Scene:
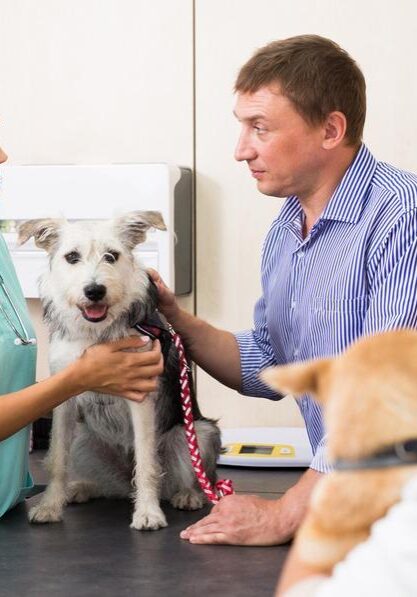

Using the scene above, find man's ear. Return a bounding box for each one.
[115,211,167,249]
[260,358,332,401]
[17,219,64,252]
[322,111,347,149]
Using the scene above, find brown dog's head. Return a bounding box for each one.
[261,330,417,461]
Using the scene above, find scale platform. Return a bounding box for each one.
[218,427,313,467]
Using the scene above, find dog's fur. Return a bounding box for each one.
[19,212,221,530]
[261,330,417,571]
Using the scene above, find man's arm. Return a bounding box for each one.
[180,468,322,545]
[149,269,242,390]
[149,269,281,399]
[364,208,417,333]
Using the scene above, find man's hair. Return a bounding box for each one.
[235,35,366,146]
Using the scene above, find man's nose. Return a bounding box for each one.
[234,132,256,162]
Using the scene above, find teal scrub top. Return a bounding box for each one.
[0,233,37,518]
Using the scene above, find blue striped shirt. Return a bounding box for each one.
[235,144,417,472]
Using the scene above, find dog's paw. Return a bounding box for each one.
[28,501,64,524]
[171,491,204,511]
[130,506,168,531]
[66,481,100,504]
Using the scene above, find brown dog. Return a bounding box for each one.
[262,329,417,572]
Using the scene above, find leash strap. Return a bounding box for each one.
[169,326,234,504]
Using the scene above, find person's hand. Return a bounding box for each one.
[75,336,164,402]
[180,494,288,546]
[147,268,180,322]
[180,469,322,546]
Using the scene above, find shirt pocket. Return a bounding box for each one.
[308,296,369,356]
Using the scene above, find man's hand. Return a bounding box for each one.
[180,468,322,546]
[180,494,286,545]
[147,268,180,322]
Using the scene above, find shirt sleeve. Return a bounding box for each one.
[364,208,417,334]
[309,435,333,474]
[235,295,283,400]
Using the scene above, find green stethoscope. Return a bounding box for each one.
[0,273,37,346]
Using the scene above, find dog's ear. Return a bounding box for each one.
[17,219,63,252]
[115,211,167,249]
[260,358,332,401]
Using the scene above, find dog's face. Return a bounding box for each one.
[18,211,166,333]
[261,330,417,461]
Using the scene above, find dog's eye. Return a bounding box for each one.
[103,251,120,264]
[64,251,81,264]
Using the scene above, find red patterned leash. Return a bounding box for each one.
[169,326,234,504]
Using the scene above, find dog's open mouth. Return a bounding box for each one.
[79,304,109,323]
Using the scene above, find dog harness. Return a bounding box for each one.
[333,438,417,471]
[133,314,234,504]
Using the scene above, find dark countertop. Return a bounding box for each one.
[0,452,304,597]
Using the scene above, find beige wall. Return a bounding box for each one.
[3,0,417,430]
[1,0,194,380]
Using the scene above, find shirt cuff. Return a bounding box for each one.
[234,330,283,400]
[309,436,334,474]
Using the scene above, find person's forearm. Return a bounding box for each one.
[274,468,323,542]
[168,308,242,391]
[0,362,86,440]
[275,469,326,595]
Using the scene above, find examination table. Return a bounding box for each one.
[0,452,303,597]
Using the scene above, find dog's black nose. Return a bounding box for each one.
[84,283,107,302]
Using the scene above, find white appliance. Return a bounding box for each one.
[0,163,192,297]
[219,427,313,467]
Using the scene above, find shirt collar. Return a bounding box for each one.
[277,144,377,226]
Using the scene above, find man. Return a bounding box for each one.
[151,34,417,545]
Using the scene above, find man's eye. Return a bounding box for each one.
[103,251,120,264]
[254,125,266,134]
[64,251,81,264]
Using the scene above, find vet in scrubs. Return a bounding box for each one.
[0,233,37,517]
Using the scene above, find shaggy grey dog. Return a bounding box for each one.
[18,212,220,530]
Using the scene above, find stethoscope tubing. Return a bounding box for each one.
[0,273,37,346]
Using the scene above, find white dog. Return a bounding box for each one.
[19,212,220,530]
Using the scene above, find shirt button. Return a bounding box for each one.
[298,251,304,258]
[293,349,299,357]
[291,300,296,309]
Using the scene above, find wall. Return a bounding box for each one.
[2,0,417,429]
[0,0,194,378]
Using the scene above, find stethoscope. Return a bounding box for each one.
[0,273,37,346]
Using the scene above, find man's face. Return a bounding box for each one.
[0,146,7,164]
[234,85,326,199]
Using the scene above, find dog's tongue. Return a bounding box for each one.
[84,305,107,319]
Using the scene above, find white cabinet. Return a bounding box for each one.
[0,163,192,298]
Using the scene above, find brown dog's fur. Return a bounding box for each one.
[261,330,417,572]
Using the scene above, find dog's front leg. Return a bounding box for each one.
[128,397,167,530]
[29,401,76,523]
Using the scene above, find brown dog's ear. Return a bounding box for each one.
[115,211,167,249]
[260,358,332,400]
[17,219,63,252]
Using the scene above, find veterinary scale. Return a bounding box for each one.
[219,427,313,467]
